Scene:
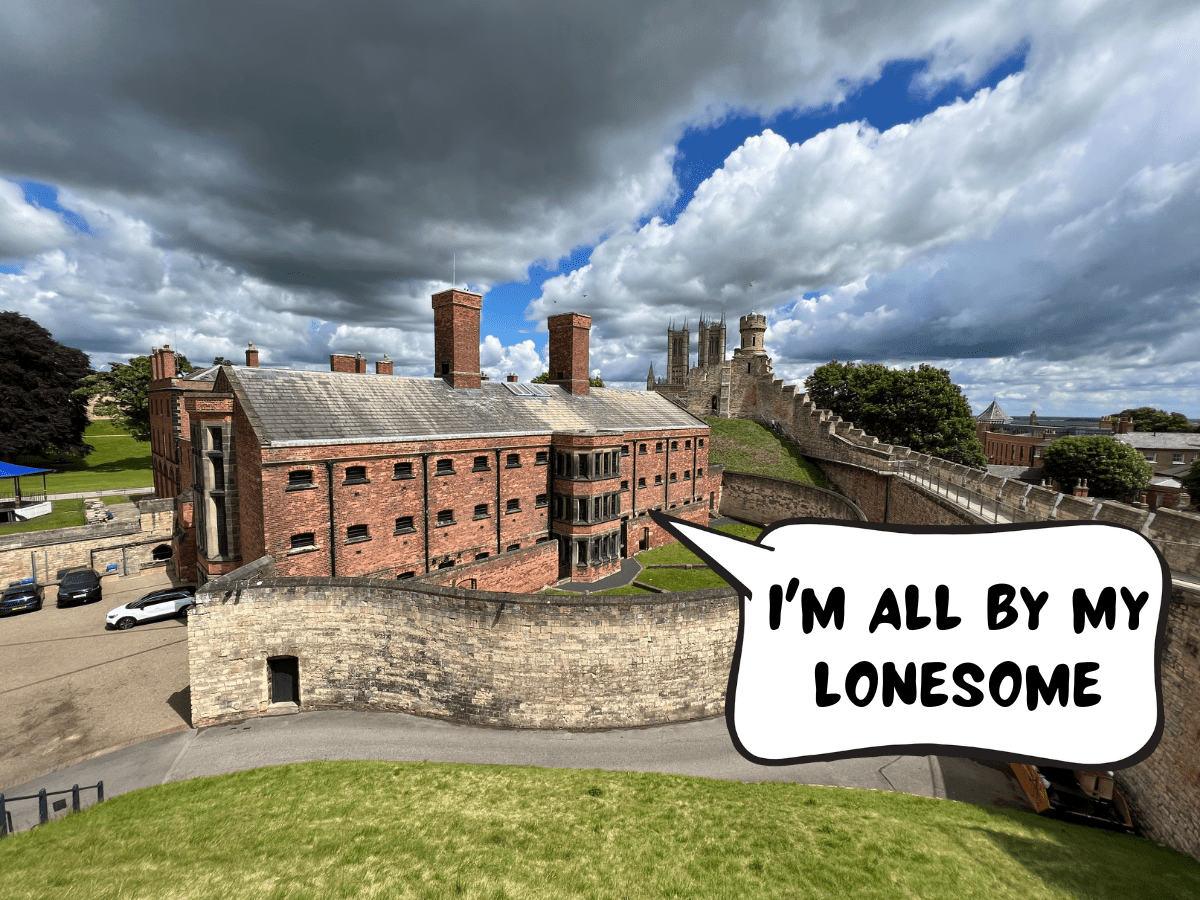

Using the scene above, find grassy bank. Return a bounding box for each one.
[0,499,86,536]
[0,761,1195,899]
[11,420,152,494]
[704,417,827,486]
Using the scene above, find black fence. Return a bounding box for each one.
[0,781,104,837]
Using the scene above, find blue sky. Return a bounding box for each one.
[1,3,1198,417]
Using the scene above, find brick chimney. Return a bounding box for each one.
[151,345,176,380]
[1116,416,1133,434]
[246,342,259,367]
[506,373,518,382]
[355,351,368,374]
[376,355,393,376]
[1073,479,1089,498]
[330,353,356,373]
[548,312,592,395]
[432,289,483,388]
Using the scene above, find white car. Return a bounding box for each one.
[106,587,197,630]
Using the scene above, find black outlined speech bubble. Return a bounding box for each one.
[650,513,1169,769]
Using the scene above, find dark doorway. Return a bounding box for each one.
[268,656,300,705]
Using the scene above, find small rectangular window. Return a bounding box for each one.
[655,474,663,485]
[535,451,548,465]
[473,455,490,471]
[438,560,455,569]
[670,472,677,482]
[290,532,315,551]
[393,461,413,479]
[685,439,691,449]
[344,465,368,484]
[621,480,629,491]
[696,468,704,478]
[394,516,415,534]
[507,543,520,552]
[656,442,663,453]
[1144,453,1156,462]
[535,493,548,508]
[506,453,521,468]
[639,443,647,454]
[397,571,415,580]
[437,509,454,526]
[287,469,313,490]
[621,445,629,456]
[1173,453,1184,463]
[436,459,454,475]
[638,477,646,488]
[671,441,678,450]
[346,523,370,542]
[474,503,489,519]
[683,470,690,480]
[698,438,704,448]
[506,498,520,513]
[475,552,490,561]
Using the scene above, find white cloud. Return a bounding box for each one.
[0,179,71,259]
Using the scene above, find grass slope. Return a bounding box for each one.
[704,417,827,486]
[12,420,152,494]
[0,761,1196,900]
[0,499,85,536]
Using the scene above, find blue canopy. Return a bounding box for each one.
[0,462,52,478]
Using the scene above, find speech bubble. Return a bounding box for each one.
[649,513,1169,768]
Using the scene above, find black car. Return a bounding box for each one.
[0,579,44,616]
[56,569,103,607]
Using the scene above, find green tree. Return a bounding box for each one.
[1040,435,1152,501]
[0,311,94,460]
[531,371,604,387]
[76,353,193,442]
[1182,458,1200,504]
[803,361,987,467]
[1108,407,1192,432]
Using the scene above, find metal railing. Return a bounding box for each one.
[0,781,104,837]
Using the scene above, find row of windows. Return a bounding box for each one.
[285,453,550,489]
[554,449,623,480]
[553,491,622,524]
[290,497,550,550]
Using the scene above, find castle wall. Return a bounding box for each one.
[719,470,866,524]
[188,576,738,730]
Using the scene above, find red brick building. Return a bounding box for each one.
[165,291,716,591]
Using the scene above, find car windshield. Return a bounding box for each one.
[62,573,96,587]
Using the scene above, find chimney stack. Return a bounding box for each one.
[355,351,368,374]
[1117,416,1133,434]
[330,353,356,373]
[547,312,592,395]
[157,345,176,380]
[376,355,393,376]
[246,341,259,367]
[432,289,483,388]
[506,373,518,382]
[1073,478,1089,498]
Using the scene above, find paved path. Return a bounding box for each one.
[0,709,1028,834]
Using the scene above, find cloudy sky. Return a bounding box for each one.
[1,1,1197,417]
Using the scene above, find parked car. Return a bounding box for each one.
[106,586,197,630]
[56,569,103,607]
[0,579,44,616]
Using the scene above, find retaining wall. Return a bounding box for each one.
[718,470,866,524]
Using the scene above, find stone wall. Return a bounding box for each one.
[189,576,738,730]
[718,470,866,524]
[0,497,175,584]
[1117,585,1200,860]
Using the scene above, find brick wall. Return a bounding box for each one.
[189,576,738,730]
[415,542,559,593]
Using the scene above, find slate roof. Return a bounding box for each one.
[1113,432,1200,451]
[976,399,1012,423]
[221,366,708,447]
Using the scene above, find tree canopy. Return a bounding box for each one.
[803,361,987,467]
[0,311,94,460]
[531,371,605,387]
[1108,407,1193,432]
[76,353,193,442]
[1040,435,1152,502]
[1182,458,1200,505]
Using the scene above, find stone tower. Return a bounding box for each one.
[697,313,727,369]
[666,319,690,385]
[738,313,767,355]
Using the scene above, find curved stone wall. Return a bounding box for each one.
[190,576,738,730]
[718,470,866,524]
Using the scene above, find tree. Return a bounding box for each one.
[531,371,605,387]
[76,353,193,442]
[0,311,94,460]
[803,361,987,467]
[1182,457,1200,504]
[1040,435,1152,501]
[1108,407,1192,432]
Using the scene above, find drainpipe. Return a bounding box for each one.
[495,448,502,554]
[691,436,697,503]
[324,460,337,576]
[664,438,670,506]
[422,453,431,573]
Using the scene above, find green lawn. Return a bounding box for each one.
[638,567,731,591]
[0,499,85,536]
[10,420,152,494]
[636,522,763,567]
[0,761,1195,900]
[705,416,827,485]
